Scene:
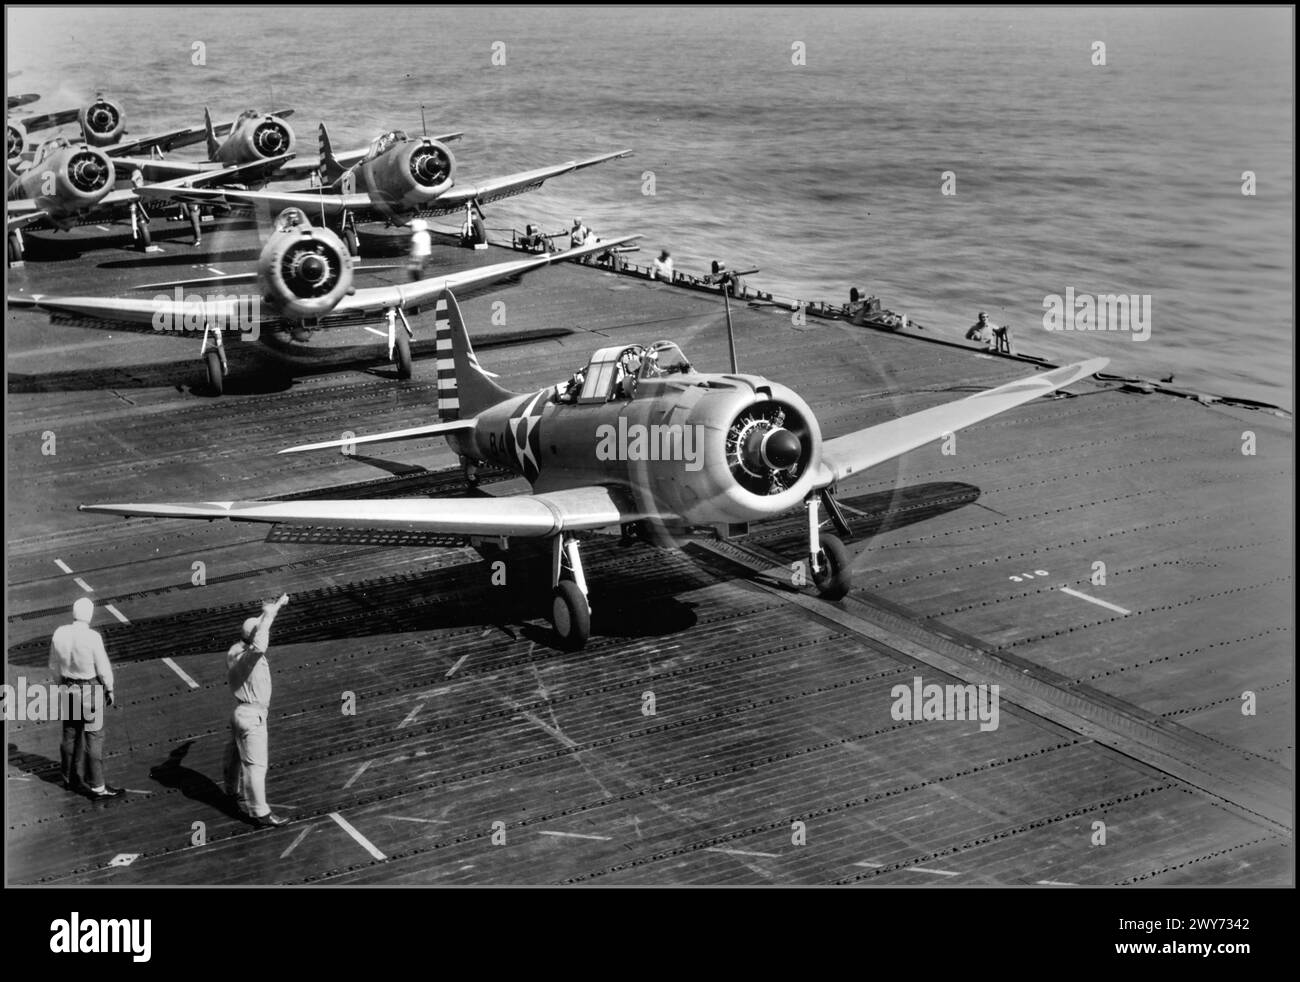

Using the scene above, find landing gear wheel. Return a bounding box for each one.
[138,221,152,251]
[204,349,225,396]
[811,533,851,600]
[344,226,360,257]
[9,231,24,264]
[550,580,590,651]
[393,330,412,379]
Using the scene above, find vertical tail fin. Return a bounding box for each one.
[203,107,220,160]
[317,122,345,184]
[434,290,517,421]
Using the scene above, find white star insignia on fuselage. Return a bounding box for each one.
[508,390,545,479]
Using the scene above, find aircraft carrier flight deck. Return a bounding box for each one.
[5,223,1292,886]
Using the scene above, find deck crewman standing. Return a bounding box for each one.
[48,598,123,799]
[223,593,290,828]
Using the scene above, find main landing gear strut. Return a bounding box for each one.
[807,489,852,601]
[200,322,228,396]
[549,535,591,650]
[385,306,414,379]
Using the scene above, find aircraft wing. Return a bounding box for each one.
[79,484,635,538]
[428,149,633,213]
[118,152,296,191]
[134,183,372,216]
[13,292,261,329]
[16,107,80,132]
[812,359,1109,486]
[329,234,641,316]
[6,198,48,233]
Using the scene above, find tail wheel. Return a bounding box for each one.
[204,349,225,396]
[812,533,851,600]
[344,226,360,257]
[551,581,590,651]
[393,330,412,379]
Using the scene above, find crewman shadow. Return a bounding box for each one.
[149,740,245,821]
[7,742,64,788]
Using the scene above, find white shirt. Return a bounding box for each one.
[652,257,674,281]
[410,229,431,259]
[227,619,272,708]
[49,621,114,688]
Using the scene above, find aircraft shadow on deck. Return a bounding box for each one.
[6,541,700,668]
[7,325,574,395]
[734,481,982,561]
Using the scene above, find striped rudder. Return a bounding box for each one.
[436,290,517,422]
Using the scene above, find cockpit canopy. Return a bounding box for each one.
[368,130,409,160]
[571,341,694,403]
[33,136,70,164]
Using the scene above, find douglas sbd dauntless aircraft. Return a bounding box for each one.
[141,122,631,254]
[80,292,1109,650]
[12,207,637,393]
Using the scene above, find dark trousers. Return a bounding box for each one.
[59,681,105,788]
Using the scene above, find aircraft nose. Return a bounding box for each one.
[299,254,327,284]
[760,428,802,470]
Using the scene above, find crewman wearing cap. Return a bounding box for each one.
[48,597,122,798]
[407,218,432,281]
[222,593,290,828]
[570,216,589,248]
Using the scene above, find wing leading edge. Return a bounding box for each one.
[79,484,636,539]
[813,358,1109,485]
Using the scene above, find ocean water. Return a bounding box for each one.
[8,6,1293,406]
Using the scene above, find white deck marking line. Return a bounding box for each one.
[1036,880,1077,886]
[910,867,960,876]
[54,559,73,574]
[396,703,423,729]
[73,577,94,593]
[363,326,387,338]
[328,812,386,860]
[95,225,110,232]
[1058,587,1131,615]
[280,826,312,858]
[381,815,450,824]
[705,847,778,858]
[122,788,151,795]
[342,760,373,789]
[104,604,130,624]
[160,657,199,689]
[853,860,883,868]
[537,830,611,841]
[445,653,469,678]
[207,267,225,275]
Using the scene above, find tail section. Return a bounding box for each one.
[203,107,220,160]
[317,122,345,184]
[435,291,517,421]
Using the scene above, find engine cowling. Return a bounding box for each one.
[257,221,354,320]
[7,119,27,165]
[78,97,126,146]
[16,143,114,222]
[223,114,296,164]
[360,138,455,220]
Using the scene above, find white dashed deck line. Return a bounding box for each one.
[104,604,130,624]
[910,867,960,877]
[160,657,199,689]
[1059,587,1131,615]
[73,577,94,593]
[342,760,373,789]
[705,847,778,859]
[280,826,312,858]
[328,812,386,860]
[537,830,611,841]
[445,653,469,678]
[54,559,73,574]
